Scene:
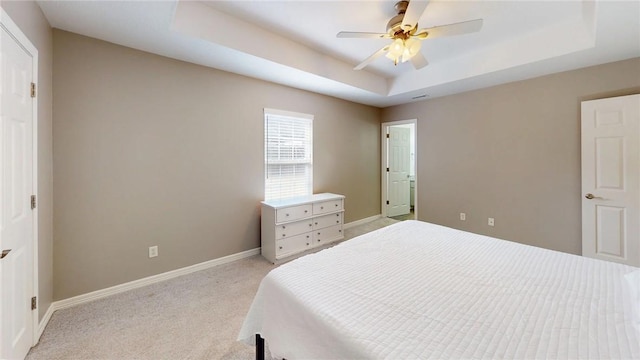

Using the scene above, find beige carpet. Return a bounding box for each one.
[26,217,399,360]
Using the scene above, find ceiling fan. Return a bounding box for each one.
[337,0,483,70]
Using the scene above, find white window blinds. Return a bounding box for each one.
[264,108,313,201]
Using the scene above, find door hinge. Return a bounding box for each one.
[386,167,389,172]
[386,133,390,138]
[30,82,36,98]
[31,195,36,210]
[31,296,37,310]
[386,200,390,205]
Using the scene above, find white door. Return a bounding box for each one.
[387,127,410,217]
[0,21,36,359]
[581,94,640,266]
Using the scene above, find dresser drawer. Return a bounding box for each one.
[312,224,343,247]
[313,199,343,215]
[313,212,343,230]
[275,219,313,239]
[262,193,345,263]
[275,233,312,259]
[276,204,312,223]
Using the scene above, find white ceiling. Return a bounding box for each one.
[37,0,640,108]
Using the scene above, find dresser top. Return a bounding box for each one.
[262,193,345,209]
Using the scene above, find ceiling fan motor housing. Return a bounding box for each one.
[387,1,410,34]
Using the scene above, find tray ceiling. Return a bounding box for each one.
[38,0,640,107]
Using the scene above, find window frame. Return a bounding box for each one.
[264,108,314,201]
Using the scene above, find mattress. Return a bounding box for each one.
[238,220,640,359]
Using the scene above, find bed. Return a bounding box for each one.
[238,220,640,359]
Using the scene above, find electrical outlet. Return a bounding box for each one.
[148,246,158,258]
[488,218,495,227]
[460,213,466,221]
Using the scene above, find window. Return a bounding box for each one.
[264,108,313,201]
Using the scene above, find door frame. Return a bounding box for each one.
[0,8,40,348]
[381,119,417,218]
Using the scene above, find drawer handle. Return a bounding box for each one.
[306,242,309,246]
[336,220,339,223]
[304,210,308,213]
[306,235,310,238]
[282,225,286,229]
[315,222,318,225]
[286,213,290,217]
[338,229,342,232]
[317,239,320,242]
[279,246,283,250]
[308,223,312,227]
[335,204,338,207]
[320,206,324,210]
[317,232,321,235]
[282,234,286,237]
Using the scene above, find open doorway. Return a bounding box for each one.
[381,120,417,221]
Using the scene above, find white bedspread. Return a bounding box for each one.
[239,220,640,359]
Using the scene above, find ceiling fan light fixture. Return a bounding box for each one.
[388,38,405,57]
[385,51,400,65]
[405,38,421,55]
[385,37,422,65]
[401,50,411,63]
[385,38,405,65]
[401,38,421,62]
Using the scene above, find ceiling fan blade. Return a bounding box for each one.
[410,52,429,70]
[419,19,483,39]
[401,0,429,31]
[337,31,391,39]
[354,45,390,70]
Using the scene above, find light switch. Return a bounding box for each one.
[488,218,495,227]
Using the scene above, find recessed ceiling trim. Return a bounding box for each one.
[388,1,597,96]
[171,0,388,96]
[36,0,640,108]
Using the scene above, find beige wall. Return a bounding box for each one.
[53,30,381,300]
[1,0,54,321]
[383,58,640,255]
[15,7,635,303]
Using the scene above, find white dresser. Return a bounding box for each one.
[261,193,345,263]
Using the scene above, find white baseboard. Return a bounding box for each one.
[35,217,383,337]
[48,247,260,315]
[344,214,382,229]
[36,303,55,341]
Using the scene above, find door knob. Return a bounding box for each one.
[585,193,595,199]
[1,249,11,259]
